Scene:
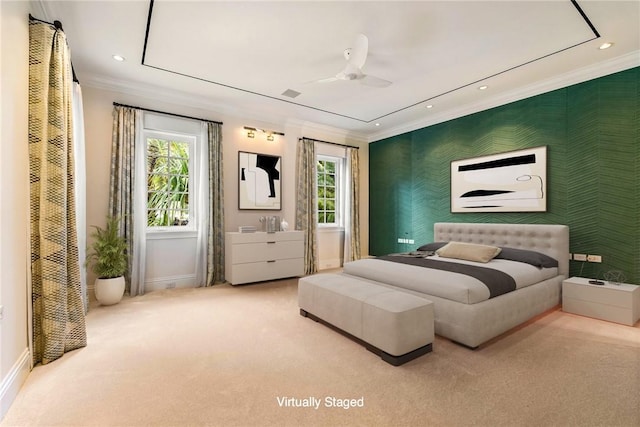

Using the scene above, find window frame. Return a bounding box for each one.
[316,154,343,229]
[144,129,197,233]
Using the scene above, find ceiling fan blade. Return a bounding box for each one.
[317,76,339,83]
[360,74,392,88]
[306,76,339,84]
[308,33,385,85]
[348,33,368,69]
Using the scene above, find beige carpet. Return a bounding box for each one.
[2,277,639,427]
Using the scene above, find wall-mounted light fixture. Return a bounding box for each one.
[244,126,284,141]
[244,127,255,138]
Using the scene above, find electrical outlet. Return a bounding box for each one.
[167,282,176,289]
[587,254,602,263]
[573,253,587,261]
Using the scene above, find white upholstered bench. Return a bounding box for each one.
[298,273,434,366]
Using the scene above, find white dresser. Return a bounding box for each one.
[562,277,640,326]
[225,231,304,285]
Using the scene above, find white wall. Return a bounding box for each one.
[82,85,369,295]
[0,1,32,419]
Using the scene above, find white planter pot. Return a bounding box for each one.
[95,276,125,306]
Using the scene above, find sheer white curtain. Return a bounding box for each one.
[131,111,146,295]
[72,82,87,311]
[195,122,209,286]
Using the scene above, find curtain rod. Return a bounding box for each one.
[113,102,223,125]
[29,14,80,84]
[28,14,60,28]
[300,137,359,150]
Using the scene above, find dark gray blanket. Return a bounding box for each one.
[377,255,516,299]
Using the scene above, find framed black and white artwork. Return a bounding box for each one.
[451,146,547,213]
[238,151,281,210]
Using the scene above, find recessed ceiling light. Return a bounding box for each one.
[426,104,433,109]
[598,42,613,50]
[375,123,380,127]
[112,54,125,62]
[478,85,488,90]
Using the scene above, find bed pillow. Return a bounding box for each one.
[416,241,448,252]
[435,241,501,263]
[495,247,558,268]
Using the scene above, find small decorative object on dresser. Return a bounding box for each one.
[238,226,257,233]
[225,231,304,285]
[259,215,280,232]
[562,277,640,326]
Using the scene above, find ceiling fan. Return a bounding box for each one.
[314,33,392,88]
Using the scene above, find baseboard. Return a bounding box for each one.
[87,274,198,298]
[0,348,31,421]
[144,274,197,292]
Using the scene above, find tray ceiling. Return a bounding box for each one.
[41,1,640,140]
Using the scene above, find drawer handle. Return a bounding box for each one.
[267,260,276,263]
[267,241,276,244]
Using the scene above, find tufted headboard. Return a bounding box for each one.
[434,222,570,277]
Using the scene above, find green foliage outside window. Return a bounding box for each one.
[317,159,337,224]
[147,138,190,227]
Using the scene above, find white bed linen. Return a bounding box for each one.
[342,255,558,304]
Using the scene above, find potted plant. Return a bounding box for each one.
[87,216,128,305]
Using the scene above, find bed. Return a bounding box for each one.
[343,222,569,348]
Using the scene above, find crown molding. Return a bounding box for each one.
[83,74,228,113]
[369,51,640,143]
[83,74,291,127]
[82,49,639,146]
[31,0,66,23]
[284,118,368,145]
[30,0,51,21]
[83,74,368,143]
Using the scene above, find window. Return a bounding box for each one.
[145,131,195,229]
[317,155,341,226]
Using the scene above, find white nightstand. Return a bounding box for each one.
[562,277,640,326]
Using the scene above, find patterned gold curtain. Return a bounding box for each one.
[206,122,225,285]
[344,147,361,262]
[109,106,145,296]
[295,138,318,274]
[28,20,87,365]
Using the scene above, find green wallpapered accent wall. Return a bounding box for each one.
[369,67,639,284]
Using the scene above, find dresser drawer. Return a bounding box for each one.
[231,240,303,264]
[227,231,303,244]
[228,258,303,285]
